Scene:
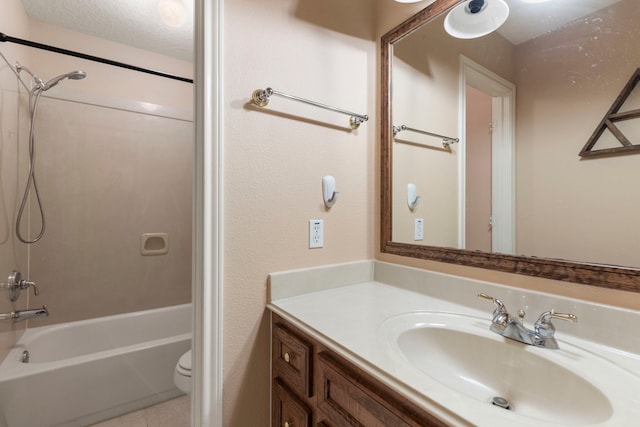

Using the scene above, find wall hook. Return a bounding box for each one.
[322,176,339,208]
[407,183,421,211]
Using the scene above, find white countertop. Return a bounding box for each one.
[267,261,640,427]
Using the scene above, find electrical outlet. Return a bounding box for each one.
[414,218,424,241]
[309,219,324,248]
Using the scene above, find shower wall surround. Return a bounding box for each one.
[29,96,193,324]
[0,0,193,363]
[0,0,32,364]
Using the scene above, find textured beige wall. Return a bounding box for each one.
[375,0,432,38]
[223,0,375,423]
[0,0,32,364]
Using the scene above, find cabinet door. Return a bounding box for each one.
[273,323,313,397]
[273,379,312,427]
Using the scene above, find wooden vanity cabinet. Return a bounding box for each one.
[271,313,449,427]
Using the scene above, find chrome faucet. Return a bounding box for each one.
[0,271,39,302]
[0,305,49,322]
[478,293,577,349]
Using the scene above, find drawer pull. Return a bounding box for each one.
[284,422,292,427]
[284,352,291,363]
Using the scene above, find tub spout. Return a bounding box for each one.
[14,305,48,321]
[0,305,48,322]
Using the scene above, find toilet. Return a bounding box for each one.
[174,350,192,394]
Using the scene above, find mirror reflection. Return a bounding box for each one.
[390,0,640,268]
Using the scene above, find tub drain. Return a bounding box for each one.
[491,396,512,411]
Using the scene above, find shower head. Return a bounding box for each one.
[42,70,86,91]
[69,70,86,80]
[15,63,86,91]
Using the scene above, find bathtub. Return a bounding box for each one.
[0,304,191,427]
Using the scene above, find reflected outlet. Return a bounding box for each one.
[414,218,424,241]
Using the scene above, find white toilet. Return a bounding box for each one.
[174,350,192,394]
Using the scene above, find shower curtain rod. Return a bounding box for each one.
[0,32,193,84]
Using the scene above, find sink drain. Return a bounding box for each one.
[491,396,513,411]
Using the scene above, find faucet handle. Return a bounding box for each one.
[478,293,507,313]
[21,280,39,296]
[535,310,577,338]
[537,310,578,324]
[554,311,577,323]
[3,271,39,301]
[478,293,510,330]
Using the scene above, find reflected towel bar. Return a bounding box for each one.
[251,87,368,129]
[393,124,459,148]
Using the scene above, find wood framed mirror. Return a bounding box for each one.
[380,0,640,293]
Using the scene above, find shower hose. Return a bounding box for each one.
[15,86,46,244]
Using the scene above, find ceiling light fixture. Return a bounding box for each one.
[158,0,187,28]
[444,0,510,39]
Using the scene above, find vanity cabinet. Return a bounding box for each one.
[271,313,449,427]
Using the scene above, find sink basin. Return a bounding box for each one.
[379,312,618,425]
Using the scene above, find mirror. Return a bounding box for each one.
[381,0,640,291]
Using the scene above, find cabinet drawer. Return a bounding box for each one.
[273,379,312,427]
[273,322,313,397]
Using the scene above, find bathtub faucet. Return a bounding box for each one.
[0,305,48,322]
[1,270,39,302]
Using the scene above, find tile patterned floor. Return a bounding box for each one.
[89,395,190,427]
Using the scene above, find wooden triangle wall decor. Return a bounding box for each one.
[579,68,640,158]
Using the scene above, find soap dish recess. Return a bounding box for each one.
[141,233,169,256]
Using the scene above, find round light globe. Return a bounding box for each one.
[158,0,187,28]
[444,0,510,39]
[394,0,436,4]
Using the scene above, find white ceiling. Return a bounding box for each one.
[19,0,624,61]
[21,0,194,62]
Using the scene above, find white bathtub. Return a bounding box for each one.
[0,304,191,427]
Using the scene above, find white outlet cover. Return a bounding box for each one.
[309,219,324,248]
